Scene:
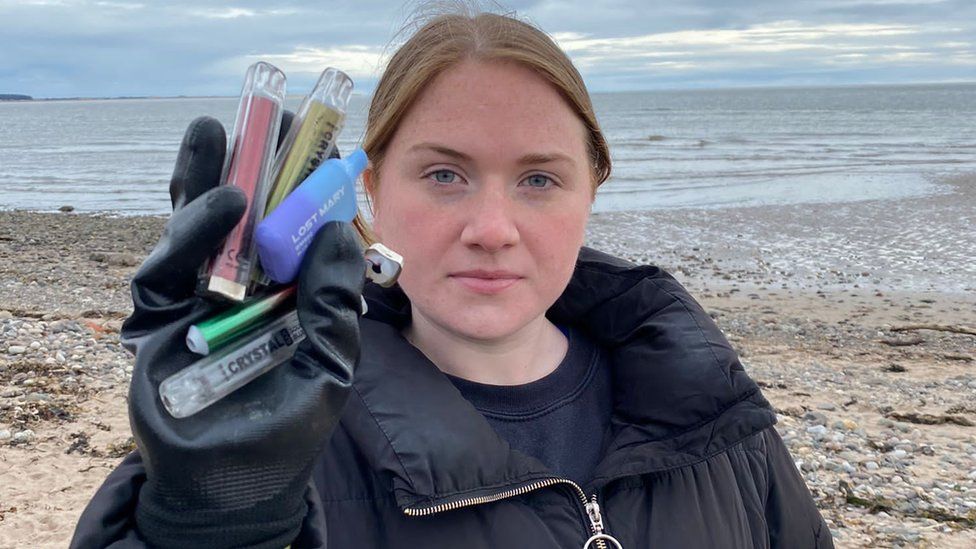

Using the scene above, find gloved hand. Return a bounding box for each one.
[121,115,363,549]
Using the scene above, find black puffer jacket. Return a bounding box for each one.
[73,248,833,548]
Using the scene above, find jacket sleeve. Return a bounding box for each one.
[70,451,330,548]
[761,428,834,548]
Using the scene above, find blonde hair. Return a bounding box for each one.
[353,5,611,244]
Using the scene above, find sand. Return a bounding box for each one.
[1,175,974,547]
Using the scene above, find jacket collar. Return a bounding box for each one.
[342,247,775,510]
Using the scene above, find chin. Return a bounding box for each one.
[445,309,537,341]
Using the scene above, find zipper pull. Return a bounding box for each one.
[583,495,624,549]
[585,497,605,534]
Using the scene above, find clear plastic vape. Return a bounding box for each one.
[265,67,353,216]
[202,61,287,302]
[160,310,304,418]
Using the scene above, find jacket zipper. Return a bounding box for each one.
[403,478,623,549]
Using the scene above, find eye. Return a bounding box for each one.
[521,174,554,189]
[427,169,460,185]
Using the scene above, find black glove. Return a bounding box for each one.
[122,115,363,549]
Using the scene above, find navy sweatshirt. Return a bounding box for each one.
[446,327,612,485]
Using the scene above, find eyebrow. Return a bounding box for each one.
[408,142,577,166]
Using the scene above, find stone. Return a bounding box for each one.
[24,392,50,402]
[865,461,880,471]
[7,345,26,355]
[58,205,75,212]
[806,425,828,436]
[89,251,140,267]
[803,412,828,426]
[0,429,11,441]
[29,341,40,349]
[12,429,35,443]
[0,310,12,319]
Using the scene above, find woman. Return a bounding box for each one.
[72,8,833,549]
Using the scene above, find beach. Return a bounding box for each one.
[1,177,975,547]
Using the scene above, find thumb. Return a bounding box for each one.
[291,222,364,383]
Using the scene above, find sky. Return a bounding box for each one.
[1,0,974,98]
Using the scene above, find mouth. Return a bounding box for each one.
[449,270,522,294]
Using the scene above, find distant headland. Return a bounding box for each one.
[0,94,33,101]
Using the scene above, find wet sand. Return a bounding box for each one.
[1,175,975,547]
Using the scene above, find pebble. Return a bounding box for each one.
[12,429,35,443]
[88,251,140,267]
[0,429,10,441]
[25,392,51,402]
[7,345,26,355]
[803,411,828,426]
[865,461,880,471]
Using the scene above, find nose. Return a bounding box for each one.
[459,185,520,253]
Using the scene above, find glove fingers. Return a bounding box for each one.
[124,186,246,342]
[170,117,227,211]
[291,222,364,385]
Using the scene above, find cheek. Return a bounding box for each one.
[373,186,421,247]
[372,189,456,275]
[528,205,590,277]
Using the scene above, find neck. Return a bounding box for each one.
[404,313,569,385]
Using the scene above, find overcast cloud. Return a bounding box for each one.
[1,0,973,97]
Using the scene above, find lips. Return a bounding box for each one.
[449,270,522,294]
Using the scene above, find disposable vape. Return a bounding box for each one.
[255,149,367,284]
[160,310,304,418]
[265,68,353,216]
[186,286,296,355]
[202,61,287,302]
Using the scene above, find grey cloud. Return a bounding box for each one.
[0,0,973,97]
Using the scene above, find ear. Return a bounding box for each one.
[361,165,382,238]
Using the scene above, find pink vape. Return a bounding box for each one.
[202,62,286,302]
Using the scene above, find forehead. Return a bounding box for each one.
[393,59,588,158]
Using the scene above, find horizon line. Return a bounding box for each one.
[4,79,976,102]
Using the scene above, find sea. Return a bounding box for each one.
[1,83,975,214]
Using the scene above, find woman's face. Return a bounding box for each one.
[367,59,594,341]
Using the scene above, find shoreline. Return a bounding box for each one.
[1,182,975,547]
